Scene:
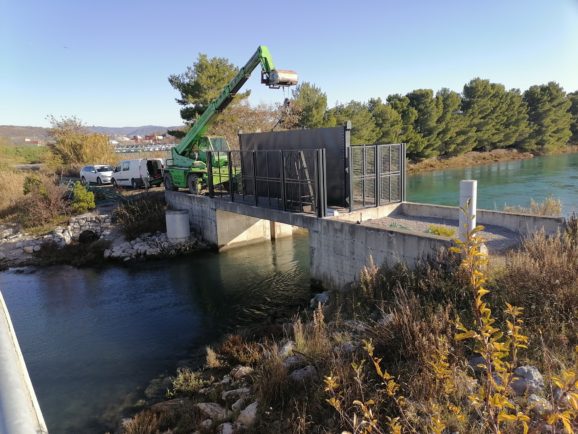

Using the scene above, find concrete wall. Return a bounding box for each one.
[309,218,451,290]
[165,191,299,250]
[331,202,401,224]
[401,202,564,235]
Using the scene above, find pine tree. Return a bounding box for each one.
[368,98,403,144]
[327,101,379,145]
[568,91,578,144]
[523,82,572,153]
[291,82,328,128]
[435,88,475,156]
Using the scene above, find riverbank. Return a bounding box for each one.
[119,224,578,434]
[0,211,208,270]
[407,145,578,174]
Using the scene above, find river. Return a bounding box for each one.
[0,153,577,433]
[0,234,311,433]
[408,152,578,216]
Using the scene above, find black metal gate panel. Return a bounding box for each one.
[348,143,406,211]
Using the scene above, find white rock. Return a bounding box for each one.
[103,249,111,258]
[195,402,231,422]
[230,366,254,380]
[217,422,234,434]
[33,245,41,252]
[0,252,6,260]
[236,401,258,428]
[23,246,34,254]
[199,419,213,429]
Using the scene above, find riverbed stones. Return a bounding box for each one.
[288,365,317,383]
[217,422,234,434]
[236,401,258,428]
[310,290,330,308]
[511,365,544,395]
[195,402,231,422]
[222,387,251,402]
[230,365,254,380]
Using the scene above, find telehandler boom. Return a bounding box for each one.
[164,46,298,193]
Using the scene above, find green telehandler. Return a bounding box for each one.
[163,46,298,194]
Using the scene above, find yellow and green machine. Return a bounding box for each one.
[164,46,298,193]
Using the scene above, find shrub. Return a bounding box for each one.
[427,224,456,237]
[495,230,578,356]
[170,368,207,396]
[503,196,562,216]
[70,181,95,214]
[113,194,166,240]
[23,174,43,195]
[9,174,68,228]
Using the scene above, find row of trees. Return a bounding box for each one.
[169,54,578,161]
[290,80,578,160]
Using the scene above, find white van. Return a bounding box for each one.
[111,159,164,188]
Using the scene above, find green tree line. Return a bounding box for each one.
[169,54,578,161]
[292,80,578,160]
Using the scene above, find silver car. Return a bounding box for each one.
[79,165,114,185]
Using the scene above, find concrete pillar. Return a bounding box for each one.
[459,180,477,242]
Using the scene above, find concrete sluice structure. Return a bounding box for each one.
[165,191,564,290]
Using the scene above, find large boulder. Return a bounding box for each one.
[511,366,544,395]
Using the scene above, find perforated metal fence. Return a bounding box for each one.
[206,149,327,217]
[348,143,406,211]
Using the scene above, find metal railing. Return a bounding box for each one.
[348,143,406,211]
[206,149,327,217]
[0,291,48,434]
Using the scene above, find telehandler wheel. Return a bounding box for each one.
[164,174,178,191]
[187,174,199,195]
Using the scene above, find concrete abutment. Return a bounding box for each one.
[165,191,565,291]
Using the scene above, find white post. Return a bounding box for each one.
[459,180,477,242]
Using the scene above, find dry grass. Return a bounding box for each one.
[494,229,578,359]
[407,149,534,174]
[0,170,28,214]
[254,344,290,409]
[427,224,456,237]
[217,334,263,366]
[205,346,222,369]
[113,193,166,240]
[503,196,562,216]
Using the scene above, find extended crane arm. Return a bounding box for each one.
[174,45,297,156]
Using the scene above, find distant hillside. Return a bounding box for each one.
[0,125,50,141]
[88,125,182,136]
[0,125,184,144]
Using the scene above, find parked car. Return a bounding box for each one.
[79,165,114,185]
[111,158,164,188]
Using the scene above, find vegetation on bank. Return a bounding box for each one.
[113,193,166,240]
[122,215,578,433]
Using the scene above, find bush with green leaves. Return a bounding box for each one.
[71,181,95,214]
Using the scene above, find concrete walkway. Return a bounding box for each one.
[362,210,521,253]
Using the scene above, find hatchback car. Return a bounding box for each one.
[79,165,114,185]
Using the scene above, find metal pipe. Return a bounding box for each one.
[0,291,47,434]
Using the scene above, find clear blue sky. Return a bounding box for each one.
[2,0,578,127]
